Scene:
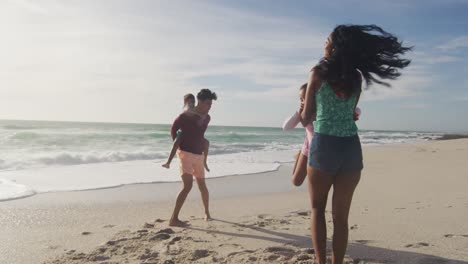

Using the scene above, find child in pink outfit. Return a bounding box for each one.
[282,83,360,186]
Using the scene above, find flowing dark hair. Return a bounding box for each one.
[314,24,412,97]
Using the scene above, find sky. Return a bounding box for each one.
[1,0,467,132]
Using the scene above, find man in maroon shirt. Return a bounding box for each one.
[169,89,217,227]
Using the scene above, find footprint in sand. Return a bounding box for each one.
[150,233,171,241]
[263,254,281,261]
[138,251,159,261]
[157,228,175,234]
[300,248,315,255]
[47,245,60,250]
[405,242,430,248]
[297,211,309,216]
[296,254,313,261]
[168,236,182,245]
[354,240,371,245]
[227,250,255,258]
[415,147,427,152]
[218,243,243,250]
[264,246,295,256]
[257,214,268,219]
[447,234,468,238]
[191,249,211,261]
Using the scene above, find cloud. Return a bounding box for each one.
[437,35,468,51]
[398,104,427,109]
[6,0,49,14]
[0,1,330,123]
[412,51,461,64]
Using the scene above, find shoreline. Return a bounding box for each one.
[436,134,468,140]
[1,133,466,203]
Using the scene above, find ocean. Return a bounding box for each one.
[0,119,442,201]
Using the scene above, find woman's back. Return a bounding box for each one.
[313,82,358,137]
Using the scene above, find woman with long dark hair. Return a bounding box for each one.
[301,24,411,264]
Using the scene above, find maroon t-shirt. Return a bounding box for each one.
[170,113,210,155]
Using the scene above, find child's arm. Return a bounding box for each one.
[163,115,183,168]
[162,132,181,168]
[282,111,301,131]
[170,115,182,140]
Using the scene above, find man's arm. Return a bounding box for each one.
[202,115,211,132]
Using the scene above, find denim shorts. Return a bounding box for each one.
[308,133,363,174]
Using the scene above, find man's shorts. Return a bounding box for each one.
[177,150,205,179]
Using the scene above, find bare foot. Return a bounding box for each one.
[169,219,189,227]
[204,213,212,221]
[204,163,210,172]
[162,163,170,169]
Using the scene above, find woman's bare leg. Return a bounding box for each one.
[307,166,334,264]
[331,171,361,264]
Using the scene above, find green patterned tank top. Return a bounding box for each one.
[313,82,358,137]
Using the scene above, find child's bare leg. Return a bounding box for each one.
[162,137,181,169]
[203,139,210,172]
[292,151,308,186]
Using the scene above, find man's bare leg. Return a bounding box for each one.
[169,173,193,227]
[195,177,211,221]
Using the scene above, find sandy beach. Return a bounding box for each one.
[1,139,468,264]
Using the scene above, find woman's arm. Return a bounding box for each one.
[353,73,362,121]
